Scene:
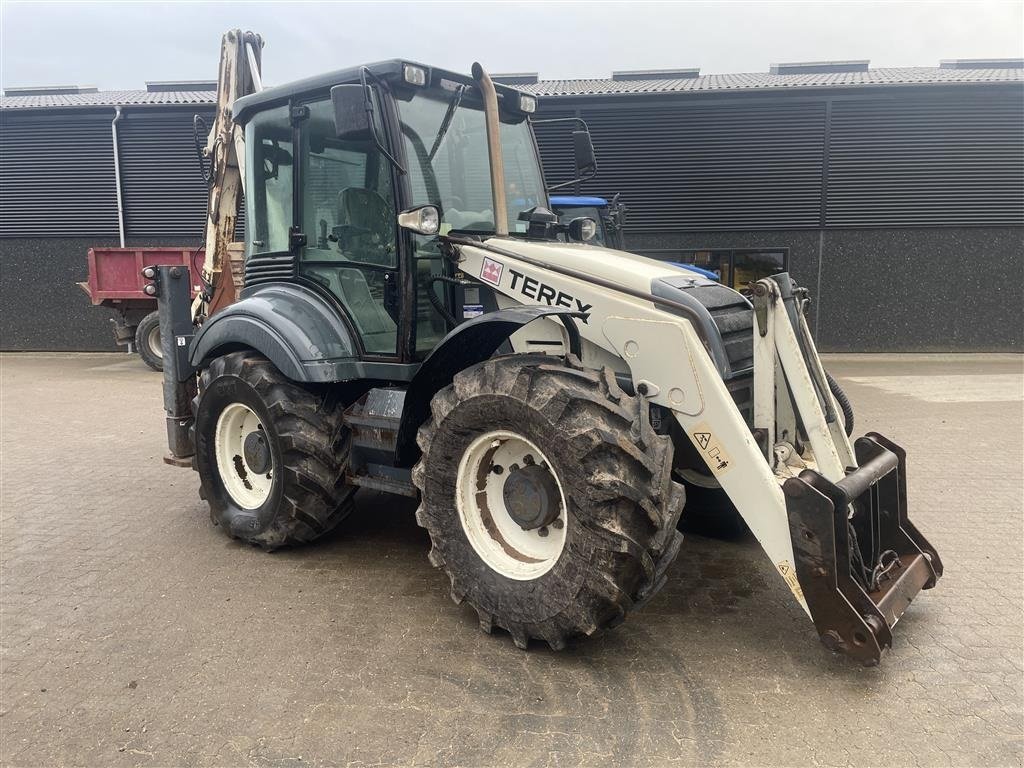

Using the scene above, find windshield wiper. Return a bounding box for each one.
[428,84,466,161]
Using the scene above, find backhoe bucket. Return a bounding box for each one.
[782,433,943,666]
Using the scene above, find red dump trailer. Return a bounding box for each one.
[80,247,202,371]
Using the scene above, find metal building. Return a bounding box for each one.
[1,60,1022,352]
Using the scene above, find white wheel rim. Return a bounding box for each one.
[148,325,162,359]
[456,430,567,580]
[214,402,274,509]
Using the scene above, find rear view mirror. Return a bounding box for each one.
[331,84,371,141]
[572,130,597,175]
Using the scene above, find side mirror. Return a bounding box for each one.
[331,84,371,141]
[572,130,597,175]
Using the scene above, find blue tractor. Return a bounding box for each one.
[550,194,720,281]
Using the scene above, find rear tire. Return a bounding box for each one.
[193,352,356,549]
[135,311,163,372]
[413,354,685,650]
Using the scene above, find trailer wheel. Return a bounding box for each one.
[193,352,355,549]
[135,311,163,371]
[413,354,684,650]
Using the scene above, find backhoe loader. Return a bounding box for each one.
[146,31,942,665]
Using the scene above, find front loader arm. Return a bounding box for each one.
[454,241,810,612]
[454,241,941,664]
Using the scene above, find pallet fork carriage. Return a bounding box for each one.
[145,32,942,664]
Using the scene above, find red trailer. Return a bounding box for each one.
[80,247,202,370]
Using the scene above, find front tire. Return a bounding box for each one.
[135,311,163,372]
[413,354,685,650]
[193,352,356,549]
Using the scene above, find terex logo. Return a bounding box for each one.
[509,269,593,323]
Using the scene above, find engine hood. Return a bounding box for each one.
[481,237,714,293]
[475,235,753,379]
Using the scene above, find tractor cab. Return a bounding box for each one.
[231,61,600,366]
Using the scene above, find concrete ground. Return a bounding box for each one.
[1,352,1021,768]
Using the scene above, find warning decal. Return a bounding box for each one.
[777,561,806,603]
[688,421,733,477]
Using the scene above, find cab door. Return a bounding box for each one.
[294,96,401,357]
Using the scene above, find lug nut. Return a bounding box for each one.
[537,526,549,537]
[523,454,535,466]
[491,464,504,475]
[551,518,564,530]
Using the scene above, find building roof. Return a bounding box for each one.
[3,64,1021,110]
[0,89,216,109]
[519,66,1024,97]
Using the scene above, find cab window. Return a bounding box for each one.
[246,105,294,256]
[298,97,399,355]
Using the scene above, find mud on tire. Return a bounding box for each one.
[193,351,356,549]
[412,354,685,650]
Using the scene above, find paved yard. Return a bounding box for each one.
[1,352,1021,767]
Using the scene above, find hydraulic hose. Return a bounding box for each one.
[825,369,855,437]
[427,275,472,330]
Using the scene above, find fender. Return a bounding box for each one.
[189,282,358,382]
[393,305,585,466]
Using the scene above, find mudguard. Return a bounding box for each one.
[393,305,585,466]
[189,283,358,382]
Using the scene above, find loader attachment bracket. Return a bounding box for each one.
[783,433,942,666]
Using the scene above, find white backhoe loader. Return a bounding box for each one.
[145,32,942,665]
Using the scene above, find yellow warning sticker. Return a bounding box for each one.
[777,560,805,603]
[688,421,733,477]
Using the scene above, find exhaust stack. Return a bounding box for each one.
[471,62,508,237]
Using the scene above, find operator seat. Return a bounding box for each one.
[302,187,398,351]
[335,187,395,266]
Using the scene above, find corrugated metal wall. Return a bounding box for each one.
[1,84,1021,241]
[533,86,1024,231]
[0,106,232,242]
[826,96,1024,227]
[119,108,215,240]
[0,110,120,238]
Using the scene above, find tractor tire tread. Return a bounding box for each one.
[194,351,355,549]
[412,353,684,651]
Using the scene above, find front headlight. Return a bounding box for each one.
[568,217,597,242]
[519,94,537,114]
[403,64,427,86]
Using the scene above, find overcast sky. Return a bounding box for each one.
[2,1,1022,90]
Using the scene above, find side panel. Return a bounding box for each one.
[189,282,358,382]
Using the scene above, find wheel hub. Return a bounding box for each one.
[243,430,272,474]
[503,464,561,530]
[456,430,568,581]
[214,402,274,509]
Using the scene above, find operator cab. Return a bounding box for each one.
[233,61,585,364]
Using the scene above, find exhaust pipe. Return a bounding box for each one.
[471,62,508,237]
